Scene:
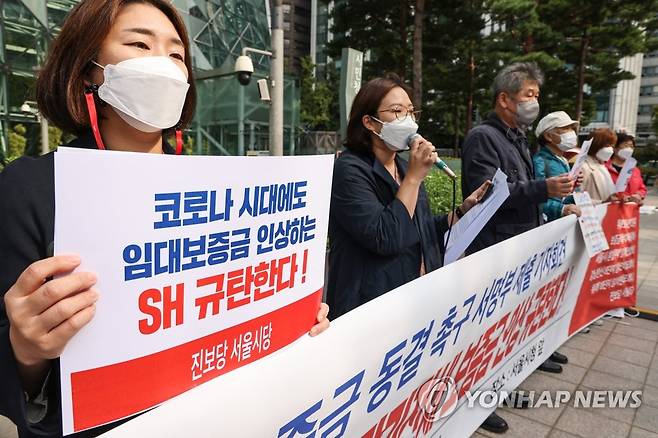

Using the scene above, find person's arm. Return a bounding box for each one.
[533,154,564,221]
[1,158,99,436]
[0,161,56,433]
[462,131,548,209]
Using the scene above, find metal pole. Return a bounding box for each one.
[289,80,296,156]
[249,122,255,151]
[40,114,49,155]
[270,0,284,156]
[237,84,245,156]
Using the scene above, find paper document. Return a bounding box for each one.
[573,191,609,257]
[444,168,510,264]
[569,139,592,179]
[614,157,637,193]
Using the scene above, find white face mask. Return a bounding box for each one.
[617,148,634,161]
[371,115,418,152]
[557,130,578,152]
[596,146,614,162]
[94,56,190,133]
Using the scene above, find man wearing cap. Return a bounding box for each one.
[533,111,582,222]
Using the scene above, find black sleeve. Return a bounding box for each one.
[330,158,420,256]
[0,155,60,437]
[461,130,547,208]
[435,213,450,257]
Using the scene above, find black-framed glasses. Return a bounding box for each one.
[377,107,422,122]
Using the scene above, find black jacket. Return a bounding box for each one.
[326,150,450,319]
[0,132,174,437]
[461,112,547,254]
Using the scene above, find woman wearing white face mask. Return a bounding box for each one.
[607,133,647,205]
[580,128,620,204]
[0,1,329,437]
[533,111,583,222]
[326,75,491,319]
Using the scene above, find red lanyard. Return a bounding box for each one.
[84,89,182,155]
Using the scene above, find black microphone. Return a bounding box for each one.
[408,133,457,180]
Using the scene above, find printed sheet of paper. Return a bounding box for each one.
[573,191,609,257]
[444,168,510,264]
[614,157,637,193]
[569,139,593,179]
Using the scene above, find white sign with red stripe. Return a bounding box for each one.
[54,147,333,435]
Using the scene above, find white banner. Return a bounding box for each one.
[54,148,333,435]
[101,202,639,438]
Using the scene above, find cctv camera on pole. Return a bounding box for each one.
[234,55,254,86]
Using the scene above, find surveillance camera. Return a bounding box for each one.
[234,55,254,86]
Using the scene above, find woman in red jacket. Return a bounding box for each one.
[607,133,647,204]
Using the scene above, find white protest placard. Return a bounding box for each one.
[614,157,638,193]
[569,139,593,179]
[54,147,333,435]
[444,169,510,264]
[573,191,609,257]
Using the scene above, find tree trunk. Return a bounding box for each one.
[575,30,590,123]
[412,0,425,107]
[466,48,475,135]
[523,34,534,54]
[399,0,409,79]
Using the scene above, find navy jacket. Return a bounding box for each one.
[326,150,449,319]
[0,132,174,437]
[461,113,547,254]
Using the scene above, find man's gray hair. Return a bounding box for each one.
[492,62,544,102]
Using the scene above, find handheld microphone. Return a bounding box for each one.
[408,133,457,180]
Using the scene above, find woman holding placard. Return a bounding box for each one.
[0,1,329,436]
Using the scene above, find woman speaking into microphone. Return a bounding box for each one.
[326,74,491,319]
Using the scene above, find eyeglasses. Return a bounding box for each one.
[377,106,422,122]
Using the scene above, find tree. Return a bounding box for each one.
[488,0,658,124]
[412,0,426,107]
[328,0,413,79]
[299,56,336,131]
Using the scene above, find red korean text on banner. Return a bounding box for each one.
[569,203,639,334]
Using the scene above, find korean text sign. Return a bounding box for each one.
[54,147,333,435]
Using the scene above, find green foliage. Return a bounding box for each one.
[48,125,63,151]
[424,170,463,215]
[6,124,27,164]
[299,57,336,131]
[636,144,658,165]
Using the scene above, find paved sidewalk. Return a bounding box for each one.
[472,187,658,438]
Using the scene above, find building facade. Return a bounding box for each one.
[0,0,301,162]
